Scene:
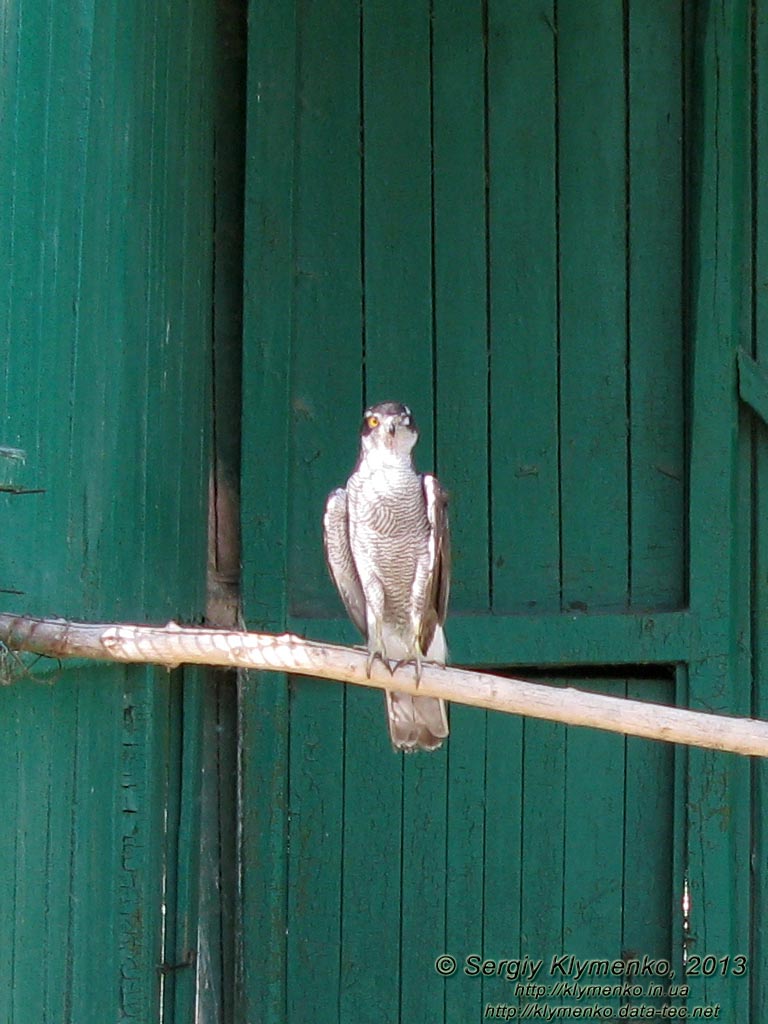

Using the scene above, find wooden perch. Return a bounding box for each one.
[1,611,767,757]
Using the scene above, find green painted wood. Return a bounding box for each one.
[623,678,675,1007]
[519,717,566,986]
[558,0,628,612]
[361,7,446,1023]
[362,0,434,422]
[685,0,752,1017]
[627,0,686,609]
[480,713,523,1008]
[401,755,449,1021]
[444,707,486,1024]
[282,5,360,1009]
[0,0,214,1017]
[197,672,238,1022]
[737,348,768,426]
[239,0,297,1018]
[432,0,490,614]
[562,682,626,1012]
[286,678,344,1020]
[488,0,560,615]
[291,609,696,668]
[753,3,768,1015]
[167,669,207,1022]
[287,0,363,620]
[238,2,750,1021]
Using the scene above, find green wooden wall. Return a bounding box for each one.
[0,0,214,1020]
[2,0,768,1022]
[240,0,767,1022]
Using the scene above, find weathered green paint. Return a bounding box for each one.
[686,0,752,1018]
[753,3,768,1017]
[240,1,707,1021]
[0,0,214,1019]
[239,0,297,1018]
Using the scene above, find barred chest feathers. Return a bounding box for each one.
[347,454,430,599]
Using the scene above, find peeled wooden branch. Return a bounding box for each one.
[1,611,767,756]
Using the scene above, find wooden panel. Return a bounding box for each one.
[627,0,686,608]
[240,3,692,1022]
[623,678,676,1010]
[520,718,566,963]
[753,2,768,1015]
[558,0,629,611]
[362,0,434,422]
[283,8,359,1010]
[0,0,213,1018]
[685,0,752,1018]
[239,0,297,1018]
[562,691,625,984]
[0,666,200,1023]
[481,710,523,1009]
[294,609,695,668]
[488,0,560,614]
[445,707,486,1023]
[287,0,363,618]
[338,701,403,1024]
[433,0,490,613]
[287,678,344,1020]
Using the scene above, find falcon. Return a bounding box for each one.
[323,401,450,752]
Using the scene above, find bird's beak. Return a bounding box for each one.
[388,422,397,436]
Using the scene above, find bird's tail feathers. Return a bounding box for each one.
[381,622,449,752]
[385,691,448,752]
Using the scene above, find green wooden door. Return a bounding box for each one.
[0,0,214,1019]
[240,1,759,1021]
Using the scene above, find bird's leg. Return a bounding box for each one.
[391,632,424,685]
[391,657,422,684]
[365,596,393,676]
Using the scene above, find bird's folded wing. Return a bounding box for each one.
[323,487,367,638]
[419,474,451,655]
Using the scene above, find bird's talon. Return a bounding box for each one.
[366,649,389,677]
[390,655,423,685]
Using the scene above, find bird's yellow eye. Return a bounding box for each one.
[367,415,379,429]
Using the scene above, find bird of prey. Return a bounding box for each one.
[323,401,450,752]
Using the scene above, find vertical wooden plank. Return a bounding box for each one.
[167,669,207,1022]
[558,0,628,610]
[11,683,51,1024]
[240,0,296,1019]
[627,0,686,609]
[111,667,172,1024]
[562,684,625,1015]
[432,0,490,613]
[401,755,449,1023]
[362,0,433,424]
[445,707,486,1024]
[686,1,752,1018]
[623,678,675,1009]
[339,707,402,1024]
[196,672,238,1022]
[288,0,362,616]
[195,0,244,1017]
[753,3,768,1016]
[481,715,523,1007]
[68,670,125,1022]
[520,718,566,964]
[488,0,560,614]
[286,678,344,1021]
[43,677,79,1023]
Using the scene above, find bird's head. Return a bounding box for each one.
[359,402,418,459]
